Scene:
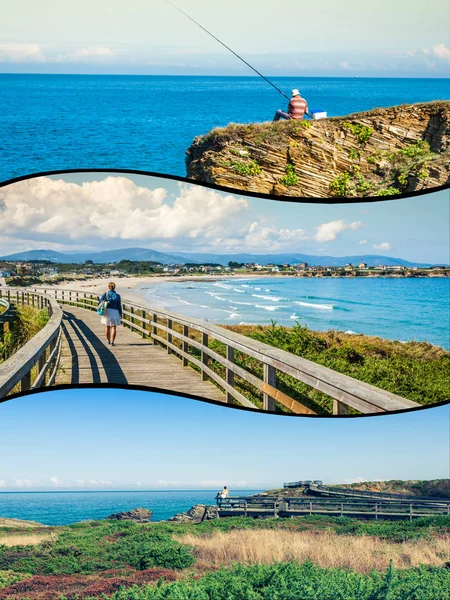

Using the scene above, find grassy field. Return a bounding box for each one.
[1,515,449,599]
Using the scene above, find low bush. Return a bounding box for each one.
[92,561,450,600]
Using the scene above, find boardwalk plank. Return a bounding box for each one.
[55,307,226,402]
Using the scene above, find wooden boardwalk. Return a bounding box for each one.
[55,306,226,401]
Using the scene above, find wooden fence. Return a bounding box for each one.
[24,286,420,415]
[217,495,450,521]
[0,289,63,399]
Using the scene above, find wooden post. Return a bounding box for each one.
[340,503,344,517]
[244,500,247,517]
[21,370,31,392]
[201,333,209,381]
[333,400,349,415]
[167,318,173,354]
[226,345,235,404]
[375,503,378,520]
[274,500,277,518]
[410,504,413,522]
[130,306,135,331]
[38,350,46,387]
[153,313,158,345]
[263,364,276,411]
[141,310,147,339]
[309,501,312,515]
[182,325,189,366]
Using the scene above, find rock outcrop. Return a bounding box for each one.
[167,504,219,523]
[186,101,450,198]
[106,508,153,523]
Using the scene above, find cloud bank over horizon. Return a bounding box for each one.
[0,176,374,256]
[0,42,449,77]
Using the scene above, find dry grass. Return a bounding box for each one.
[0,532,56,547]
[176,529,450,574]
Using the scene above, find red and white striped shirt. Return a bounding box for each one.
[288,96,308,120]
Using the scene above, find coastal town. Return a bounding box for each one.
[0,257,449,287]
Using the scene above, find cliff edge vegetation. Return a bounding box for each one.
[186,101,450,197]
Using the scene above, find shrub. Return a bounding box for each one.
[280,164,299,186]
[231,160,263,176]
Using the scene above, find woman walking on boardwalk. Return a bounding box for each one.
[98,282,123,347]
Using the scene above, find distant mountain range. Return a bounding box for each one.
[0,247,439,268]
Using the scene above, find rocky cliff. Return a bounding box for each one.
[167,504,219,523]
[186,101,450,198]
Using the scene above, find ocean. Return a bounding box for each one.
[138,276,450,350]
[0,75,449,182]
[0,490,261,526]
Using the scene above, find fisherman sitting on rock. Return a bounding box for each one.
[274,89,309,121]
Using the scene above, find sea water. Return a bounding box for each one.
[138,276,450,349]
[0,75,449,181]
[0,490,261,526]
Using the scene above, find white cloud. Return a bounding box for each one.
[314,220,363,243]
[154,480,181,488]
[136,481,143,487]
[359,240,367,245]
[343,477,367,484]
[423,44,450,61]
[88,479,112,486]
[0,43,46,63]
[0,480,5,488]
[13,478,34,487]
[56,47,116,63]
[340,61,351,70]
[76,480,85,487]
[49,476,62,487]
[373,242,392,251]
[0,177,248,245]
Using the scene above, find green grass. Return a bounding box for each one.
[0,521,194,576]
[1,517,449,598]
[0,305,50,364]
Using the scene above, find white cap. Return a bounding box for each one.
[292,89,300,97]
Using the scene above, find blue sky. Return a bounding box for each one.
[1,173,449,264]
[1,1,449,76]
[0,389,448,491]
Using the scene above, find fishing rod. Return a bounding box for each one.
[165,0,291,101]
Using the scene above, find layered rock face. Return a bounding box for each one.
[186,101,450,198]
[167,504,219,523]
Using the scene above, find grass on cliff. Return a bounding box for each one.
[1,517,450,599]
[219,322,450,414]
[0,305,50,364]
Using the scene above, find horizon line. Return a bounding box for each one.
[1,72,449,80]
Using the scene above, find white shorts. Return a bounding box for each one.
[100,308,121,327]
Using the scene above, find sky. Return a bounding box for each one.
[0,0,449,76]
[0,388,448,491]
[0,173,449,263]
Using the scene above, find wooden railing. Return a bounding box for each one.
[217,496,450,521]
[29,287,420,415]
[0,289,63,399]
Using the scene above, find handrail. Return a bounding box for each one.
[0,288,63,399]
[217,495,450,521]
[29,286,420,415]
